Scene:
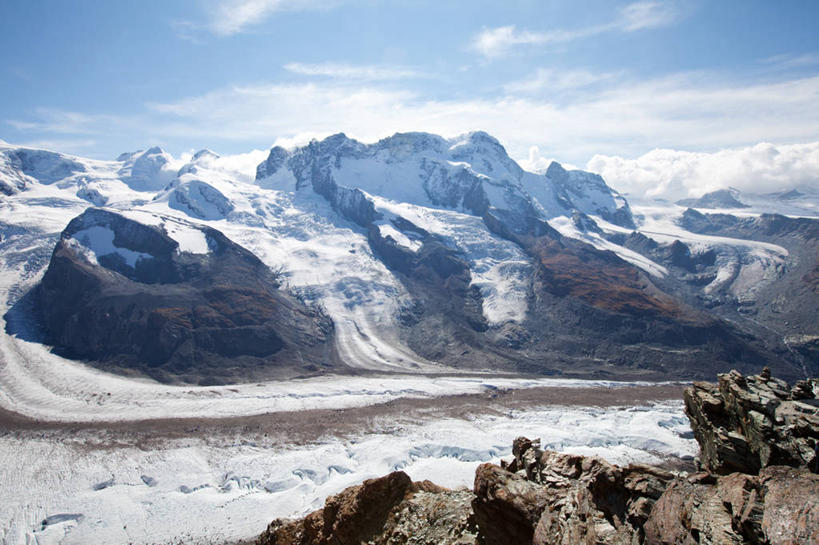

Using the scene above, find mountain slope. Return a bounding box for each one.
[20,208,335,383]
[0,133,817,383]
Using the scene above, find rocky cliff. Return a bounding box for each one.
[256,370,818,545]
[24,208,336,384]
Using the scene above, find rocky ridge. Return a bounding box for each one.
[257,370,818,545]
[15,208,336,383]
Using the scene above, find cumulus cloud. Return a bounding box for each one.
[587,142,819,200]
[471,1,679,58]
[518,146,579,173]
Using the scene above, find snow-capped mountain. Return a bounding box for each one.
[1,133,817,384]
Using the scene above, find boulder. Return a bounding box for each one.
[257,471,477,545]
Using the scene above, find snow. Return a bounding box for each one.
[550,215,668,278]
[376,222,422,251]
[372,196,532,324]
[0,400,695,545]
[70,226,153,267]
[162,219,210,254]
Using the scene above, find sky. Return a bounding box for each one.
[1,0,819,199]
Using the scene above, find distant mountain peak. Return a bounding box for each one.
[676,188,748,209]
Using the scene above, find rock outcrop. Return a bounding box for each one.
[684,368,819,474]
[645,466,819,544]
[256,370,818,545]
[472,438,675,545]
[257,471,477,545]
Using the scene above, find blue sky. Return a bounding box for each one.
[2,0,819,197]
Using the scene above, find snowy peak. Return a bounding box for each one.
[155,179,235,220]
[545,161,635,228]
[255,131,633,231]
[676,188,748,209]
[117,146,176,191]
[255,146,290,182]
[448,130,523,181]
[0,146,86,188]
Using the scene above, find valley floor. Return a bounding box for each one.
[0,382,694,545]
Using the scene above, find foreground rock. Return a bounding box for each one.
[256,370,818,545]
[645,466,818,544]
[474,435,818,545]
[684,368,819,474]
[257,471,477,545]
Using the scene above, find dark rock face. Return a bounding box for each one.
[256,370,819,545]
[257,471,477,545]
[28,208,335,383]
[684,369,819,475]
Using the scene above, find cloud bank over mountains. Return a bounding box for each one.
[586,141,819,200]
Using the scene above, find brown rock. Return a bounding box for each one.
[256,471,477,545]
[644,465,819,545]
[684,369,819,475]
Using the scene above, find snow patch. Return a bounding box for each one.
[162,220,209,254]
[376,223,421,251]
[70,226,152,267]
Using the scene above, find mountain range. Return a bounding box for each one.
[1,132,817,383]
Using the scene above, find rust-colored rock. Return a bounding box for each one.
[256,471,476,545]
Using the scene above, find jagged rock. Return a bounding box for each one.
[684,369,819,474]
[473,437,675,545]
[256,471,477,545]
[644,465,819,544]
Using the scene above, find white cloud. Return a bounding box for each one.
[587,142,819,200]
[761,52,819,69]
[471,1,680,58]
[10,65,819,177]
[137,72,819,165]
[518,146,579,173]
[283,62,426,81]
[206,0,340,36]
[11,138,99,155]
[503,68,620,94]
[618,0,678,31]
[6,108,125,135]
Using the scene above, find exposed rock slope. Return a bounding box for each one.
[26,208,335,383]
